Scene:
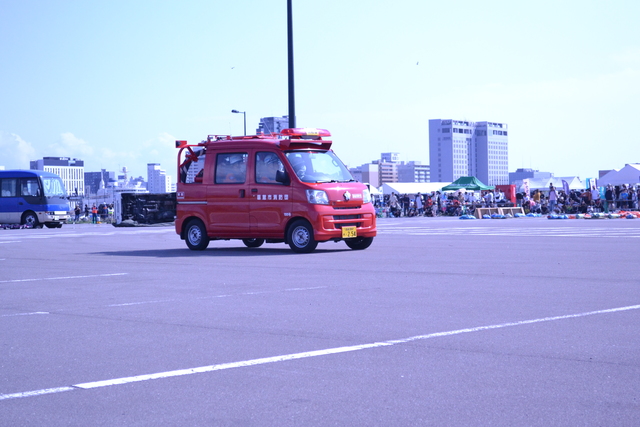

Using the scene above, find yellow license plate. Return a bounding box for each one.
[342,226,357,238]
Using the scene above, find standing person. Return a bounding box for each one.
[91,204,98,224]
[74,205,81,222]
[604,185,614,213]
[415,193,423,216]
[548,185,558,214]
[619,185,629,210]
[484,190,494,208]
[401,194,410,217]
[439,191,447,214]
[84,204,90,219]
[591,186,601,212]
[389,192,398,218]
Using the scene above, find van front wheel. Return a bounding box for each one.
[345,236,374,250]
[21,211,41,228]
[287,220,318,253]
[185,219,209,251]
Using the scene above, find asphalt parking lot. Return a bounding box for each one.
[1,217,639,426]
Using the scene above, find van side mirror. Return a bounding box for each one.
[275,170,290,186]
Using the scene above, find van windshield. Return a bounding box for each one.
[285,151,354,183]
[42,177,67,198]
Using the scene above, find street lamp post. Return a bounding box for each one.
[231,109,246,135]
[287,0,295,128]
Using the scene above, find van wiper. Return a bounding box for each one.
[316,179,356,183]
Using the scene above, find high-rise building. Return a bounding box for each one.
[30,157,85,195]
[147,163,172,193]
[429,119,509,186]
[256,116,290,135]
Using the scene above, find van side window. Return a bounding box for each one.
[255,152,284,184]
[215,153,248,184]
[179,149,206,184]
[20,178,40,197]
[0,179,17,197]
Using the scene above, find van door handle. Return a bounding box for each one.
[239,189,245,198]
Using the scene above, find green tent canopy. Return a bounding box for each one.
[441,176,494,191]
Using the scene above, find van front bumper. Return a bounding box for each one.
[312,205,377,241]
[41,211,70,222]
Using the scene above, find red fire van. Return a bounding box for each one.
[175,128,376,253]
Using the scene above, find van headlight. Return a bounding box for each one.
[306,189,329,205]
[362,189,371,204]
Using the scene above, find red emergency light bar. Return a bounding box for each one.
[175,140,188,148]
[280,128,331,139]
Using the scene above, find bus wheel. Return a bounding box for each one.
[287,220,318,253]
[242,238,265,248]
[21,211,40,228]
[185,219,209,251]
[345,237,374,250]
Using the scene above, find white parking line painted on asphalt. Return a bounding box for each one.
[107,286,329,308]
[0,312,49,318]
[0,273,128,284]
[376,224,640,238]
[2,303,638,402]
[0,228,173,242]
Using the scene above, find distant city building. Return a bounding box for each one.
[84,170,115,195]
[350,163,379,186]
[381,152,401,163]
[377,161,399,185]
[398,161,430,183]
[256,116,290,135]
[30,156,85,195]
[508,168,553,184]
[147,163,172,193]
[350,154,430,188]
[429,119,509,186]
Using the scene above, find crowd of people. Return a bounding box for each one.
[72,203,114,223]
[374,184,640,218]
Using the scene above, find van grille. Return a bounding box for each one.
[333,214,361,220]
[333,206,361,210]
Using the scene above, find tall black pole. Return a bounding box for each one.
[287,0,296,128]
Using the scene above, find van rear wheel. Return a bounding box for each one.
[287,219,318,253]
[345,236,374,250]
[242,238,265,248]
[185,219,209,250]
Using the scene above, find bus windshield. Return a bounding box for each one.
[42,176,67,198]
[285,151,354,183]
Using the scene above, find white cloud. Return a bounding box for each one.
[0,132,36,169]
[48,132,95,158]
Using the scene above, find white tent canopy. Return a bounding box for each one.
[516,176,585,192]
[597,164,640,187]
[382,182,452,195]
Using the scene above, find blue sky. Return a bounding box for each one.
[1,0,638,182]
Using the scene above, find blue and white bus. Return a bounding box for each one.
[0,170,70,228]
